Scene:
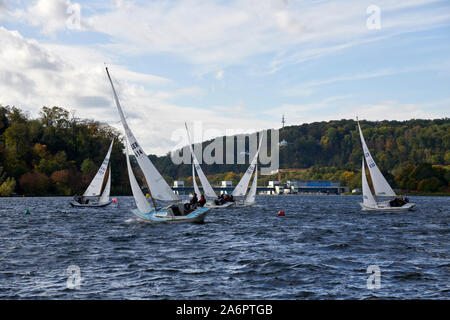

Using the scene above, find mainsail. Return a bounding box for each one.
[106,67,179,201]
[244,164,258,204]
[361,157,377,207]
[232,133,264,197]
[358,122,396,197]
[83,139,114,197]
[125,137,153,213]
[192,163,201,197]
[185,123,216,199]
[99,166,111,204]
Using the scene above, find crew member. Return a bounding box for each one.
[198,194,206,207]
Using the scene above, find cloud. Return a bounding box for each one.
[12,0,84,34]
[76,0,450,75]
[0,27,278,155]
[7,0,450,76]
[0,0,11,19]
[1,1,448,155]
[215,70,224,80]
[283,64,447,96]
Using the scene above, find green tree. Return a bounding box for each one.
[81,158,97,175]
[0,177,16,196]
[417,177,443,192]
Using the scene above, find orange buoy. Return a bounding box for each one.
[277,211,285,216]
[112,198,118,203]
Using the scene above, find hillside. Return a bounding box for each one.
[0,104,448,195]
[153,118,450,192]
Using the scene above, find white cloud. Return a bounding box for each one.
[12,0,84,34]
[215,70,224,80]
[0,27,277,155]
[283,64,447,97]
[6,0,450,76]
[78,0,450,74]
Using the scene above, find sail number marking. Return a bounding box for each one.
[131,142,144,158]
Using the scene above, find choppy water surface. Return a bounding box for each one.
[0,195,448,299]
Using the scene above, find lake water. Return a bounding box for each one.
[0,195,448,299]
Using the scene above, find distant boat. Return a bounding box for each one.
[358,120,415,211]
[106,67,210,223]
[232,133,263,207]
[185,123,233,209]
[70,140,113,208]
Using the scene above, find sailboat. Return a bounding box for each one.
[106,67,210,223]
[70,140,113,207]
[358,120,415,211]
[232,133,263,207]
[185,123,233,209]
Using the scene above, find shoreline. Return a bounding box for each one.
[1,193,449,198]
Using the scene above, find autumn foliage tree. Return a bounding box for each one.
[19,171,50,195]
[0,105,128,196]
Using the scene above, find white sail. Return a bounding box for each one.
[99,166,111,204]
[358,122,396,197]
[185,123,216,199]
[106,67,179,201]
[361,157,377,207]
[245,165,258,204]
[125,138,153,213]
[232,133,264,197]
[83,139,114,197]
[233,163,256,197]
[192,163,201,197]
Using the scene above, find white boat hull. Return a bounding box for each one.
[204,201,235,209]
[360,202,416,212]
[70,200,112,208]
[233,201,255,208]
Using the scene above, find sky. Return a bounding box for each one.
[0,0,449,155]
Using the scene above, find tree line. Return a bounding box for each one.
[0,105,448,196]
[156,118,449,193]
[0,105,128,196]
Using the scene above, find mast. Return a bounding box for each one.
[357,117,396,198]
[185,122,216,199]
[106,66,180,202]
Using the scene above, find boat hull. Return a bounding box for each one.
[233,201,255,208]
[360,202,416,212]
[132,206,210,223]
[70,200,112,208]
[204,201,235,209]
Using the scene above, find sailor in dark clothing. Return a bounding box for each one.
[198,194,206,207]
[215,193,225,205]
[389,197,406,207]
[190,193,198,205]
[187,193,198,210]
